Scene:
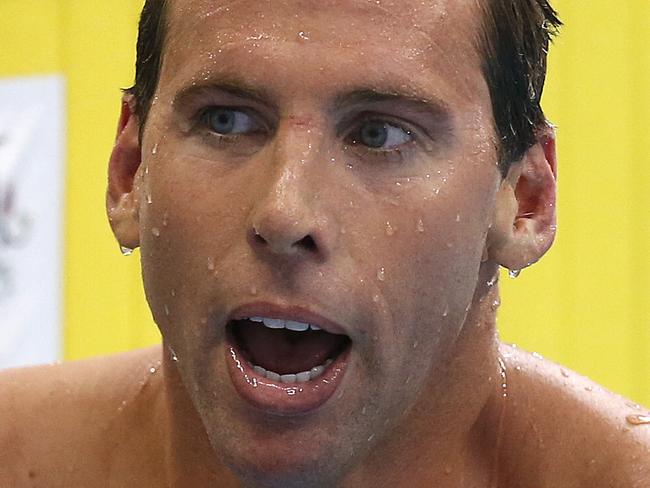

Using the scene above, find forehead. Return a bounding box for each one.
[161,0,487,109]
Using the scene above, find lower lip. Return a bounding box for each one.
[225,333,351,416]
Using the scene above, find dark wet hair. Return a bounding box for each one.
[125,0,561,175]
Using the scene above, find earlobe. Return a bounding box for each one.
[486,126,558,271]
[106,95,142,250]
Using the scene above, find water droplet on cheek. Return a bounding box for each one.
[169,347,179,362]
[373,294,380,303]
[377,267,386,282]
[152,143,159,155]
[151,227,161,237]
[416,219,425,233]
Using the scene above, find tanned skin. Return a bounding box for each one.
[1,1,649,486]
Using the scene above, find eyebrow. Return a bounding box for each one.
[332,88,451,121]
[173,76,279,112]
[173,76,451,124]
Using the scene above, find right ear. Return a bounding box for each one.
[106,94,142,250]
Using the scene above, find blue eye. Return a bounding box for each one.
[204,108,256,135]
[356,121,413,150]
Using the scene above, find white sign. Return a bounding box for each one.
[0,75,66,369]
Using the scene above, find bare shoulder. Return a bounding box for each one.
[499,342,650,488]
[0,345,163,487]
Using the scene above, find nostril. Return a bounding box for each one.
[253,230,266,243]
[299,235,317,252]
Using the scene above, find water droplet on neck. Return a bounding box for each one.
[508,269,521,279]
[207,257,215,271]
[626,414,650,426]
[377,267,386,281]
[385,222,395,236]
[151,227,161,237]
[120,246,134,256]
[416,218,425,233]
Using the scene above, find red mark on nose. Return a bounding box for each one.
[288,115,312,128]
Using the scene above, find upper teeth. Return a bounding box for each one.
[248,316,322,331]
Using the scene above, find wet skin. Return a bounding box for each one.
[1,0,650,487]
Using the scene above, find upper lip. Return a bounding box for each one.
[228,302,349,336]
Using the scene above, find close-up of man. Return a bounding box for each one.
[1,0,649,487]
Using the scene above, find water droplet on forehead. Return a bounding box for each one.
[416,218,425,233]
[297,30,310,40]
[207,257,215,271]
[152,143,158,155]
[385,222,395,236]
[164,304,170,316]
[146,194,153,205]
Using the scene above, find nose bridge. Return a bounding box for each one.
[249,120,332,259]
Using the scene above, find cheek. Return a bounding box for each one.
[138,150,251,337]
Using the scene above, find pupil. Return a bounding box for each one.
[360,122,388,148]
[209,109,235,134]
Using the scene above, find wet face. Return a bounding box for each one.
[138,0,500,484]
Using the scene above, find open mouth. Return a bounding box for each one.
[228,318,351,382]
[224,313,352,415]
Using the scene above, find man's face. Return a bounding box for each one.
[138,0,500,482]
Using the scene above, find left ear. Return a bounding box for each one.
[486,125,557,271]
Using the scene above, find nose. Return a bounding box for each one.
[249,157,333,262]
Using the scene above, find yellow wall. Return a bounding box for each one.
[1,1,648,406]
